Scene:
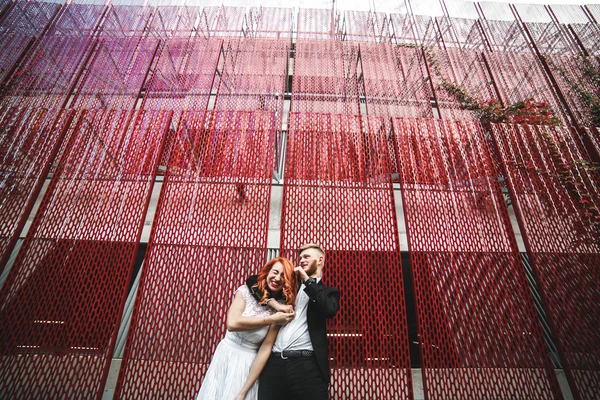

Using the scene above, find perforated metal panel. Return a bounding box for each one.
[427,47,497,121]
[0,109,170,399]
[393,118,562,400]
[283,112,413,400]
[0,3,598,399]
[1,34,97,109]
[247,7,293,38]
[100,5,152,38]
[202,6,245,37]
[483,49,568,125]
[361,42,434,118]
[297,8,338,40]
[72,36,159,110]
[0,1,60,84]
[341,11,377,42]
[115,110,276,399]
[491,123,600,400]
[214,38,287,115]
[0,107,73,271]
[292,40,360,114]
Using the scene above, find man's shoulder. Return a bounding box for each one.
[246,274,261,301]
[319,281,340,294]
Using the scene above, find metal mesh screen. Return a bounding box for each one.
[148,6,201,38]
[341,10,377,42]
[491,123,600,400]
[427,47,497,121]
[143,37,221,111]
[292,40,360,114]
[360,42,434,118]
[100,5,152,38]
[248,7,293,38]
[0,107,73,271]
[114,110,276,399]
[0,1,60,84]
[202,6,245,37]
[283,112,413,400]
[393,118,562,400]
[0,2,599,399]
[1,34,97,109]
[0,109,170,399]
[482,48,568,125]
[214,38,287,115]
[297,8,337,40]
[72,36,159,110]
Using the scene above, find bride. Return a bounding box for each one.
[197,257,297,400]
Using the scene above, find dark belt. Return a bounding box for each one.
[272,350,315,359]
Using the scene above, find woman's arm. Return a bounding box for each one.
[227,291,294,332]
[235,325,280,400]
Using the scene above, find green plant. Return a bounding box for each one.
[425,48,599,238]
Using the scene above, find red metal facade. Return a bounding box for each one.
[0,109,170,398]
[115,110,276,398]
[283,113,413,399]
[393,118,562,399]
[491,123,600,400]
[0,107,73,270]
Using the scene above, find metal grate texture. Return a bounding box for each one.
[0,1,59,84]
[100,5,152,38]
[0,109,170,399]
[360,42,434,118]
[72,36,159,110]
[341,11,377,42]
[292,40,360,114]
[282,112,413,400]
[297,8,338,39]
[114,110,276,399]
[214,38,288,115]
[0,107,73,271]
[247,7,293,38]
[491,123,600,400]
[143,37,221,111]
[148,6,202,38]
[483,49,568,125]
[393,117,562,400]
[202,6,245,37]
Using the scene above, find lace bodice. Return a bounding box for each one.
[225,285,280,350]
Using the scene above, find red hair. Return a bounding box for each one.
[255,257,297,306]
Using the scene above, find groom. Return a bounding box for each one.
[247,243,340,399]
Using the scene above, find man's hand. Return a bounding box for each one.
[270,311,295,325]
[294,266,309,282]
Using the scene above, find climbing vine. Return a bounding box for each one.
[419,45,599,238]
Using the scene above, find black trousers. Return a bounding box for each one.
[258,354,328,400]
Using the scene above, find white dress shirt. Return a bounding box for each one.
[273,278,321,352]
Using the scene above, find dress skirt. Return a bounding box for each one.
[196,336,259,400]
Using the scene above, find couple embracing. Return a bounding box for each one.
[197,244,340,400]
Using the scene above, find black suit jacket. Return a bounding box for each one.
[246,275,340,382]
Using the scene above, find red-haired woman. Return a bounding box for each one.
[197,257,297,400]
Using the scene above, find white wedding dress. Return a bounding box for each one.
[197,285,278,400]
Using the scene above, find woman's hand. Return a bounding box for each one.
[270,300,294,314]
[269,311,295,325]
[278,304,294,313]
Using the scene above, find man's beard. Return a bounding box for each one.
[304,260,318,277]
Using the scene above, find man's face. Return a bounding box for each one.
[298,249,321,277]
